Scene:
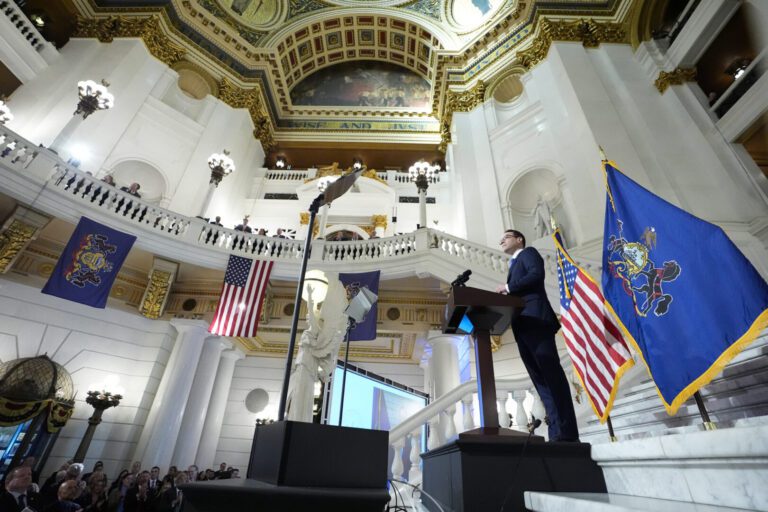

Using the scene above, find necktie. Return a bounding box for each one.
[18,495,26,509]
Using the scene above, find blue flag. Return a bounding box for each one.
[339,271,380,341]
[42,217,136,309]
[601,161,768,414]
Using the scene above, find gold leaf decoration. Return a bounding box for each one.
[139,270,172,319]
[654,68,697,93]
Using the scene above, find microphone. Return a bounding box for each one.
[451,269,472,287]
[528,418,542,434]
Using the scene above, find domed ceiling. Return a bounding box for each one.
[70,0,633,151]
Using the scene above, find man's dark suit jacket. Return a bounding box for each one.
[0,489,41,512]
[506,246,559,329]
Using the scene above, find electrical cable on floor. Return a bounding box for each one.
[389,478,445,512]
[499,418,542,512]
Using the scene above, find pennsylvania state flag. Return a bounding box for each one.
[42,217,136,308]
[601,161,768,415]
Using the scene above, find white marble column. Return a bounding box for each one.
[426,332,463,399]
[172,337,232,467]
[195,348,245,470]
[133,319,209,471]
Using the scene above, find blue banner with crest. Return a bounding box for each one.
[42,217,136,309]
[601,162,768,414]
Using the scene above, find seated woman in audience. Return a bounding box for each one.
[106,472,134,512]
[76,473,108,512]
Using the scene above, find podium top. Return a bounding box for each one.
[443,286,524,336]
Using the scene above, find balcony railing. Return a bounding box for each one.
[0,124,598,288]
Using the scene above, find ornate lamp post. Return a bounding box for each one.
[50,79,115,155]
[199,150,235,218]
[0,99,14,125]
[408,159,437,229]
[314,176,338,238]
[73,389,122,463]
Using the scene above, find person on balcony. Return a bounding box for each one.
[234,216,252,233]
[496,229,579,442]
[120,182,141,198]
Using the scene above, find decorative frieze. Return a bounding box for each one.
[0,207,50,274]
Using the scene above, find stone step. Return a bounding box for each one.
[524,492,758,512]
[579,334,768,441]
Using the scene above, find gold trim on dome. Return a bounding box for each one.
[139,269,172,319]
[654,68,697,94]
[74,15,186,66]
[371,215,388,230]
[172,60,220,97]
[439,80,485,152]
[0,220,39,274]
[517,18,628,71]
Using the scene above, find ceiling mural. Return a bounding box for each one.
[76,0,631,148]
[290,61,431,108]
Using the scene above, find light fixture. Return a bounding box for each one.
[275,156,287,169]
[30,13,45,27]
[74,376,124,463]
[207,150,235,186]
[725,58,751,81]
[0,100,13,124]
[301,269,329,305]
[75,79,115,119]
[352,158,363,171]
[408,159,438,189]
[199,150,236,217]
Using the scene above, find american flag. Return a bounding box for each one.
[209,255,273,337]
[553,231,634,422]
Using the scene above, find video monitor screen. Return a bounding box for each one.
[327,366,427,431]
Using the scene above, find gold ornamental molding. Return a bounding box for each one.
[654,67,697,94]
[517,18,628,71]
[217,78,276,152]
[139,269,172,319]
[0,220,39,274]
[74,15,186,66]
[298,212,319,238]
[439,80,486,152]
[371,215,388,230]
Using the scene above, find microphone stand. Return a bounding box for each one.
[337,317,357,426]
[276,193,324,421]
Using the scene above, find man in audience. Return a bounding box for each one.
[186,465,198,482]
[120,182,141,198]
[147,467,161,496]
[47,479,83,511]
[1,466,40,512]
[213,463,228,480]
[234,216,252,233]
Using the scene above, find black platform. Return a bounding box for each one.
[421,434,606,512]
[182,421,390,512]
[181,478,390,512]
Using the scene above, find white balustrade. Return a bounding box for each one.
[264,169,310,181]
[0,0,47,52]
[497,390,511,428]
[0,124,599,285]
[391,437,406,481]
[388,376,531,485]
[407,428,422,483]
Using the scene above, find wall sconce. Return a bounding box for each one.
[725,58,751,80]
[275,156,287,169]
[352,158,363,171]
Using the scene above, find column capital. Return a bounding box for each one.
[204,336,233,352]
[221,348,245,361]
[170,318,210,335]
[426,331,465,348]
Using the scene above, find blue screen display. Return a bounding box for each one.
[458,313,474,334]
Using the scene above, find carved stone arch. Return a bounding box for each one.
[325,223,370,240]
[104,158,170,206]
[504,165,570,243]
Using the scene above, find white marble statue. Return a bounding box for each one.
[532,196,552,239]
[286,273,349,422]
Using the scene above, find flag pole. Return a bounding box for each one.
[693,391,717,431]
[606,415,618,442]
[276,193,323,422]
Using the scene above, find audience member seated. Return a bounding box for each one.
[234,216,252,233]
[120,183,141,198]
[1,465,40,512]
[106,472,134,512]
[147,467,161,497]
[213,463,228,480]
[152,472,187,512]
[45,480,83,512]
[76,473,108,512]
[100,175,116,186]
[81,462,106,486]
[123,471,150,512]
[209,216,223,227]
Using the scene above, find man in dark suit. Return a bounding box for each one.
[1,465,40,511]
[496,229,579,442]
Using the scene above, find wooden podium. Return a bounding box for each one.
[422,285,607,512]
[443,285,526,435]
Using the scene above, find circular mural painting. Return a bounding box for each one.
[450,0,504,29]
[216,0,282,29]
